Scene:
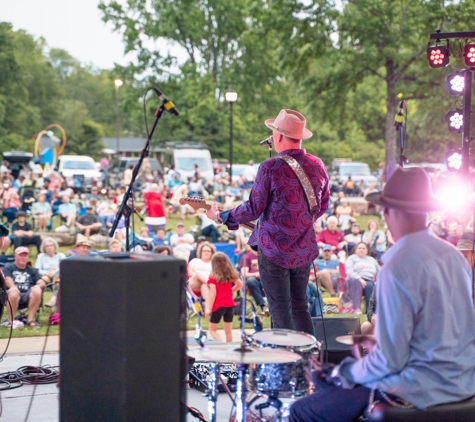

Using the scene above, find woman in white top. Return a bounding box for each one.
[35,237,66,307]
[188,242,216,303]
[344,242,381,315]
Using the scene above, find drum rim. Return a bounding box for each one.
[252,328,316,348]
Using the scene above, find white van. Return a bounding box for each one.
[173,148,213,181]
[56,155,103,190]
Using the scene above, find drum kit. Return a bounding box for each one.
[185,282,374,422]
[187,328,319,422]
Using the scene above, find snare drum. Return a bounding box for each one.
[250,329,319,398]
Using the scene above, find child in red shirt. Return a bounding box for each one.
[205,252,243,342]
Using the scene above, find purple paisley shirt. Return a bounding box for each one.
[221,149,329,269]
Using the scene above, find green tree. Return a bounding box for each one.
[0,23,60,153]
[99,0,297,163]
[271,0,475,174]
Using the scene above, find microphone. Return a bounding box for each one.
[260,136,273,147]
[394,100,404,128]
[152,88,180,116]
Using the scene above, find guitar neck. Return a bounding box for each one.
[179,196,256,230]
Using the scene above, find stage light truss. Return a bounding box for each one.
[427,45,449,68]
[445,149,463,171]
[447,72,465,95]
[446,109,464,132]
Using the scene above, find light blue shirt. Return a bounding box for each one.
[59,203,77,214]
[339,228,475,409]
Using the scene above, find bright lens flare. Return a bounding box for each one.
[437,180,470,211]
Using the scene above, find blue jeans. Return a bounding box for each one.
[290,383,372,421]
[347,278,374,312]
[245,277,265,307]
[258,250,314,336]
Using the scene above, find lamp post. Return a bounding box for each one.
[114,79,123,154]
[225,89,238,181]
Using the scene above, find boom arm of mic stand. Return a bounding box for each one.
[108,106,165,246]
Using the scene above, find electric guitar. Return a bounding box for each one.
[179,196,256,231]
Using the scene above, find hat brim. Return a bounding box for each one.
[265,119,313,140]
[365,191,445,212]
[76,242,91,247]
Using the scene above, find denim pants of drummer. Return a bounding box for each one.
[258,250,315,336]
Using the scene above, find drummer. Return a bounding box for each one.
[290,167,475,421]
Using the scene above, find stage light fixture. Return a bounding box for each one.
[427,45,449,68]
[447,72,465,95]
[445,150,462,172]
[464,43,475,66]
[446,109,464,132]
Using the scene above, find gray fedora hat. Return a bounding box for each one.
[365,167,444,212]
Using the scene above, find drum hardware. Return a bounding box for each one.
[189,361,238,394]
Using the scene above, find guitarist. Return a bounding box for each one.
[206,109,329,336]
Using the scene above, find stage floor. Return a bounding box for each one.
[0,351,238,422]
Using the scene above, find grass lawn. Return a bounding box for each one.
[1,208,376,338]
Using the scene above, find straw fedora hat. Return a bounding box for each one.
[75,234,91,247]
[265,109,313,140]
[365,167,444,212]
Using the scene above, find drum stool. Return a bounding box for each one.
[367,397,475,422]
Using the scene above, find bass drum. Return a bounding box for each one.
[250,329,319,398]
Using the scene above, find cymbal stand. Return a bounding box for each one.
[240,278,249,347]
[235,363,248,422]
[207,363,219,422]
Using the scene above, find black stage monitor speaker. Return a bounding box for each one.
[312,317,361,364]
[60,253,187,422]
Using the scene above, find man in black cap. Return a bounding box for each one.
[11,211,42,253]
[75,206,102,239]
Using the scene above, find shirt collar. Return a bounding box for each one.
[381,228,432,264]
[277,148,306,157]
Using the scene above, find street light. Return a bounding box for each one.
[114,79,123,154]
[225,89,238,181]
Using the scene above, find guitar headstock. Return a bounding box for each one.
[179,196,211,211]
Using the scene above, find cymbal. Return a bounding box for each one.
[187,345,302,364]
[335,334,376,346]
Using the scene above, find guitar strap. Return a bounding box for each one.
[278,155,318,215]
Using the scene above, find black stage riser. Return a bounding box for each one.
[60,253,187,422]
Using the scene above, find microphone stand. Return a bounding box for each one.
[109,105,165,249]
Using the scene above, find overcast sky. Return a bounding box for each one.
[1,0,131,69]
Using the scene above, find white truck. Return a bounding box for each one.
[172,147,214,182]
[55,155,103,191]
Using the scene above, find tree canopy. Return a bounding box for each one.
[2,0,475,169]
